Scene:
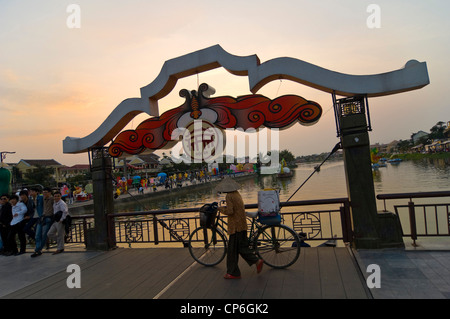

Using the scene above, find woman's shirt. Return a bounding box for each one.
[219,191,247,235]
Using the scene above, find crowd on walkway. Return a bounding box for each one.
[115,170,250,198]
[0,187,70,257]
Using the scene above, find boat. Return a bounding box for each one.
[388,158,403,164]
[277,158,293,178]
[314,165,320,172]
[277,171,293,178]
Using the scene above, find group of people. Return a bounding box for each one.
[0,187,69,257]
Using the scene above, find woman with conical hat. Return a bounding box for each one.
[216,177,263,279]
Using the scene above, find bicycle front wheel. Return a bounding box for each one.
[254,224,300,269]
[188,227,227,267]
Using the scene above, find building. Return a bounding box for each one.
[444,121,450,138]
[411,144,425,153]
[60,164,91,179]
[114,153,161,175]
[15,159,64,183]
[425,139,450,153]
[411,130,429,145]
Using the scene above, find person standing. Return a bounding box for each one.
[30,188,45,258]
[46,191,68,254]
[20,190,37,241]
[43,188,54,250]
[216,177,263,279]
[7,194,28,255]
[0,194,13,254]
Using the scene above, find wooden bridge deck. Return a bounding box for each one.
[2,247,370,299]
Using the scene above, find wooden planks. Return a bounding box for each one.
[4,247,369,299]
[159,247,369,299]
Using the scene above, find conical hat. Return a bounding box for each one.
[215,177,240,193]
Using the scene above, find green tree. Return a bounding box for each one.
[279,149,296,164]
[397,140,412,153]
[66,170,92,188]
[23,165,56,187]
[429,122,445,140]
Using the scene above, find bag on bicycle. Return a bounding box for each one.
[258,189,280,217]
[257,189,281,225]
[199,202,218,228]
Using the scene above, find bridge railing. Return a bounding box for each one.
[68,198,352,248]
[377,191,450,246]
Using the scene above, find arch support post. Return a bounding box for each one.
[87,148,116,250]
[335,95,404,249]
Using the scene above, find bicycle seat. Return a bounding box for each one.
[245,211,258,218]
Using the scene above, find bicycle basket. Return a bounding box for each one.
[199,202,218,228]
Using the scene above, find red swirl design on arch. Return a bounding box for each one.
[206,94,322,130]
[108,84,322,157]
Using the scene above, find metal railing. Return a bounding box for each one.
[68,198,352,247]
[377,191,450,246]
[65,214,95,245]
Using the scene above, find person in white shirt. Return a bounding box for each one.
[47,191,69,254]
[7,194,28,255]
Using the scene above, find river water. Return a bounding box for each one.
[113,158,450,214]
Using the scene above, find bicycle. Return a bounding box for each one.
[188,201,301,269]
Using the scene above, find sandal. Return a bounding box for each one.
[256,259,264,274]
[224,273,241,279]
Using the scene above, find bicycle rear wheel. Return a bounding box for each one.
[254,224,300,268]
[188,226,227,266]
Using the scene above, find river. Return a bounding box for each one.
[112,158,450,214]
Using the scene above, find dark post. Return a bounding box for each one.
[335,96,404,249]
[89,148,116,250]
[408,201,418,246]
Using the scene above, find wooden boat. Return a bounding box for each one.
[277,171,293,178]
[277,158,293,178]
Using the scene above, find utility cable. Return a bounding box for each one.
[285,142,342,203]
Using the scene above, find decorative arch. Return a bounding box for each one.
[62,44,429,154]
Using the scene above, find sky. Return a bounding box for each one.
[0,0,449,166]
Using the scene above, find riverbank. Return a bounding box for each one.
[69,172,257,215]
[390,152,450,161]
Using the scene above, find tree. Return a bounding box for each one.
[396,140,412,153]
[279,149,296,164]
[23,165,56,187]
[429,122,445,140]
[66,171,92,188]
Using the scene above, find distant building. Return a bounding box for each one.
[60,164,91,179]
[370,143,388,153]
[411,130,429,145]
[114,153,161,174]
[386,140,399,153]
[444,121,450,138]
[411,144,425,153]
[15,159,64,182]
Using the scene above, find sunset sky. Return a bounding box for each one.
[1,0,449,166]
